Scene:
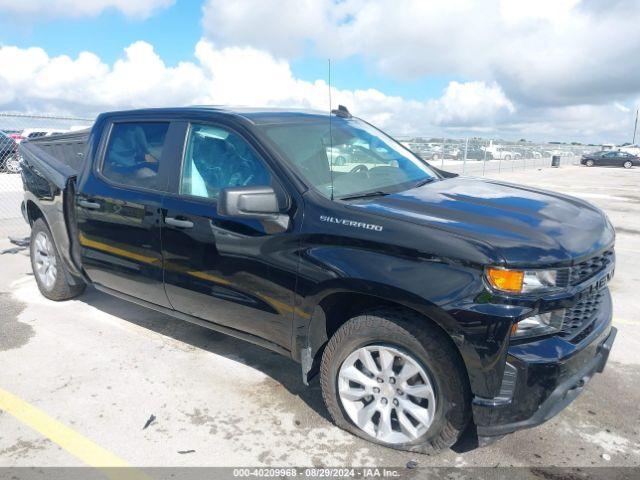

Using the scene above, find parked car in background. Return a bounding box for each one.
[581,150,639,169]
[0,130,21,173]
[519,148,543,159]
[326,146,354,166]
[413,146,439,161]
[2,130,26,144]
[19,128,67,142]
[432,146,460,161]
[461,146,493,160]
[492,147,521,160]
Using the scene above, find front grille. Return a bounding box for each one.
[569,250,614,286]
[559,291,604,342]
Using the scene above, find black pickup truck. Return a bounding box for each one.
[20,106,616,453]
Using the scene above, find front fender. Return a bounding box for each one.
[291,241,503,390]
[292,237,526,397]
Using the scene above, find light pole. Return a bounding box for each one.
[633,107,639,145]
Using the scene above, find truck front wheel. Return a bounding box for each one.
[30,218,86,301]
[320,308,470,453]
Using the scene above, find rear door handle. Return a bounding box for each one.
[78,199,101,210]
[165,217,194,228]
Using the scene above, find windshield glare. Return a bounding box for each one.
[260,117,438,199]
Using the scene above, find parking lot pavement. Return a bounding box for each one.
[0,165,639,470]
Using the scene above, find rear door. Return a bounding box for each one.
[160,120,299,351]
[76,118,183,307]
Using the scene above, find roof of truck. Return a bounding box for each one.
[101,106,344,125]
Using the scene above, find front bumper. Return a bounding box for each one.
[472,289,616,439]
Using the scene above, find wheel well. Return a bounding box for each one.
[319,292,459,356]
[26,200,44,226]
[321,292,400,339]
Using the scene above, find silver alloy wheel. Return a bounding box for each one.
[337,344,436,444]
[586,160,594,167]
[34,231,57,290]
[623,161,633,169]
[5,155,21,173]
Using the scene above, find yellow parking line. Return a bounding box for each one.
[0,387,149,480]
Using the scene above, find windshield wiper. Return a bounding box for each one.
[411,177,436,189]
[339,190,390,201]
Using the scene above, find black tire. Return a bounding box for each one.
[585,159,594,167]
[320,308,470,453]
[623,161,633,169]
[30,218,86,301]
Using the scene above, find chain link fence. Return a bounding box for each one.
[0,113,93,239]
[399,136,585,176]
[0,112,593,240]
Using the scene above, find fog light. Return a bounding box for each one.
[512,309,565,339]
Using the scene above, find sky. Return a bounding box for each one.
[0,0,639,143]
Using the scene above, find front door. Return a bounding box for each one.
[160,121,299,351]
[76,120,177,307]
[601,152,617,166]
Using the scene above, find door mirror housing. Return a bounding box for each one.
[218,186,289,232]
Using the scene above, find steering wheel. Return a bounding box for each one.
[350,164,369,175]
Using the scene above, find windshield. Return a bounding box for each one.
[259,116,438,199]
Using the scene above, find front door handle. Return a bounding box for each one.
[165,217,194,229]
[78,199,101,210]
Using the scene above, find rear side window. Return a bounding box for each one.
[102,122,170,190]
[179,123,271,200]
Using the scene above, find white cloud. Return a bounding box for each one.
[0,39,635,143]
[201,0,640,108]
[428,81,515,126]
[0,40,517,135]
[0,0,174,19]
[0,42,205,112]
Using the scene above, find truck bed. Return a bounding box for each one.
[20,130,91,281]
[20,129,89,189]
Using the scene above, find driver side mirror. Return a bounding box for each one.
[218,186,290,232]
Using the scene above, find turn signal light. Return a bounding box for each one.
[486,268,524,293]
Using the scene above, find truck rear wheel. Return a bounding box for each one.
[320,308,470,453]
[30,218,85,301]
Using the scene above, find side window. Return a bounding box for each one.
[102,122,170,190]
[180,124,271,200]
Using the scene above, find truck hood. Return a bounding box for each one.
[349,177,614,266]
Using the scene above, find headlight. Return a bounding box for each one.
[486,267,568,294]
[511,310,565,339]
